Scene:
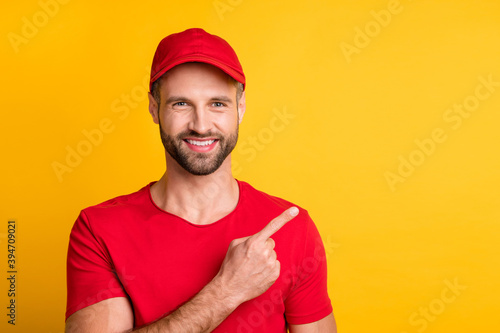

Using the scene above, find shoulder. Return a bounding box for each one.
[83,183,151,213]
[73,183,153,232]
[237,180,316,235]
[238,179,305,213]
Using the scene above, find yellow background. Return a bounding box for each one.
[1,0,499,332]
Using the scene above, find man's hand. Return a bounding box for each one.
[215,206,299,306]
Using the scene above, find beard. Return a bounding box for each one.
[159,123,238,176]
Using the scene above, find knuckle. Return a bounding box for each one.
[271,266,280,280]
[267,238,275,248]
[228,239,241,250]
[266,255,277,268]
[246,238,260,251]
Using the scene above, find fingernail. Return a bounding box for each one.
[290,207,299,216]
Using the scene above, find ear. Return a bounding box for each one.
[237,90,246,124]
[148,92,159,124]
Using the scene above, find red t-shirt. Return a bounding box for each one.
[66,180,332,331]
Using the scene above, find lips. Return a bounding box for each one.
[183,138,219,152]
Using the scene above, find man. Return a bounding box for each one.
[65,28,336,332]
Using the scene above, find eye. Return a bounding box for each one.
[212,102,224,107]
[171,101,190,110]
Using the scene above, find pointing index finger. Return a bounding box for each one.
[252,207,299,242]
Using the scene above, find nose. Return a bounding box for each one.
[187,106,211,135]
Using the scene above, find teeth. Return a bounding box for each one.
[186,139,215,146]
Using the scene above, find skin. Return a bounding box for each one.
[65,63,336,333]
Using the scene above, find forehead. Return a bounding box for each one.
[160,62,235,93]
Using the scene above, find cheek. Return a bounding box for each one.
[216,113,239,131]
[160,112,185,132]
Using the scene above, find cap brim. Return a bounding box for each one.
[150,55,245,91]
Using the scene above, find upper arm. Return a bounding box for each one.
[285,214,333,324]
[66,211,129,320]
[65,297,134,333]
[288,313,337,333]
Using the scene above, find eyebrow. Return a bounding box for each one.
[209,96,233,103]
[165,95,234,104]
[165,96,189,105]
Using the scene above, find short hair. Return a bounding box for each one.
[151,74,244,107]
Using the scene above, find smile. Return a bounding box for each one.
[183,138,219,153]
[185,139,216,146]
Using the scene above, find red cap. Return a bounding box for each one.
[149,28,245,91]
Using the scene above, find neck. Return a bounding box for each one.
[150,156,239,225]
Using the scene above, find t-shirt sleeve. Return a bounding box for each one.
[284,213,333,325]
[66,210,128,320]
